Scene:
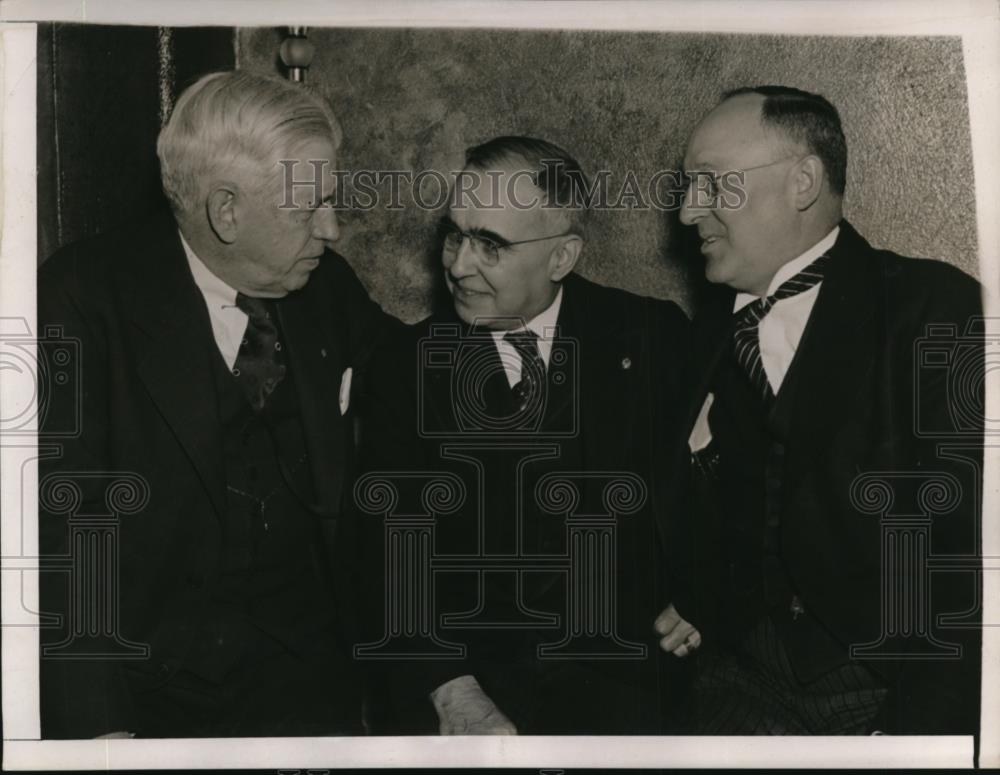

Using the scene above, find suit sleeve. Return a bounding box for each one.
[328,253,405,401]
[882,265,983,735]
[334,324,453,731]
[37,250,137,738]
[647,299,699,619]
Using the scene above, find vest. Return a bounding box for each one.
[709,334,853,678]
[710,349,776,637]
[182,352,336,683]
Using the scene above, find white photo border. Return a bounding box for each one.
[2,0,998,769]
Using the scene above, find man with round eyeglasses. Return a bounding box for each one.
[658,86,983,738]
[347,135,692,735]
[438,144,585,332]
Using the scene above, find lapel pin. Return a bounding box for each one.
[621,357,632,370]
[320,348,328,358]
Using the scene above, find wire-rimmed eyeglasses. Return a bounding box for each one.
[440,222,573,266]
[681,154,806,208]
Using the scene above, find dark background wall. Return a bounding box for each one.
[36,24,236,261]
[38,26,978,323]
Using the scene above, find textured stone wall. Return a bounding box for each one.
[241,28,976,322]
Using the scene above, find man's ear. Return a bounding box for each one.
[793,156,825,211]
[548,235,583,282]
[206,184,239,244]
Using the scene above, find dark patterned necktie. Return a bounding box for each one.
[503,329,547,413]
[733,254,831,402]
[233,293,287,411]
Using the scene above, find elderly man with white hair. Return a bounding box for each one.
[38,70,395,738]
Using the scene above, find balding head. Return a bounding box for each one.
[679,88,844,295]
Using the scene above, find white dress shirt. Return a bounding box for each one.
[490,287,563,388]
[180,232,248,370]
[732,226,839,393]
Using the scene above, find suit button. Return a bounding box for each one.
[184,574,202,589]
[158,662,170,676]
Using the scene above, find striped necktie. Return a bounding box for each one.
[733,254,831,402]
[503,329,547,413]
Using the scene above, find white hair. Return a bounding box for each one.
[156,70,341,214]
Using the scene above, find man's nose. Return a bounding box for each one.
[678,186,703,226]
[312,205,340,243]
[444,235,477,276]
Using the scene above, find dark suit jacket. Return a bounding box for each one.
[673,220,983,735]
[346,272,691,733]
[37,209,395,738]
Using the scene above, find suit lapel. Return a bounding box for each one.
[685,223,881,448]
[676,283,734,486]
[127,222,358,519]
[779,222,881,460]
[278,272,348,516]
[128,215,227,517]
[557,276,638,487]
[541,337,575,435]
[688,285,736,419]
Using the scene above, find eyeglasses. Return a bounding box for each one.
[440,223,573,267]
[682,155,805,208]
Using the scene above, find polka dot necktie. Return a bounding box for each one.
[503,329,547,413]
[233,293,287,411]
[733,254,831,403]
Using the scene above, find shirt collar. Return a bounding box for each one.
[179,230,239,309]
[491,286,564,347]
[734,225,839,312]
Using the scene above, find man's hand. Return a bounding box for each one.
[430,675,517,735]
[654,603,702,657]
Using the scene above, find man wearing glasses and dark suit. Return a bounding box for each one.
[656,86,982,738]
[346,136,691,734]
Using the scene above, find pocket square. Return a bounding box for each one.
[339,367,353,416]
[688,392,714,453]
